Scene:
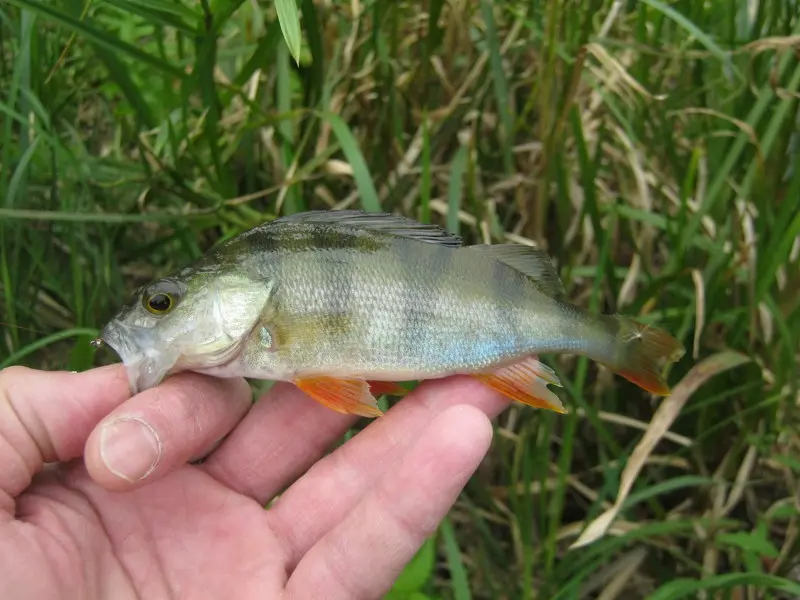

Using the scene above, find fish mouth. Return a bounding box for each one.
[98,320,180,395]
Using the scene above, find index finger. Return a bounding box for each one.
[0,364,131,510]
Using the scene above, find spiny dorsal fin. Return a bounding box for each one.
[272,210,463,247]
[466,244,566,298]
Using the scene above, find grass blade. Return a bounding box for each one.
[321,112,382,212]
[5,136,40,207]
[479,0,513,173]
[276,41,304,214]
[446,143,468,235]
[440,516,472,600]
[275,0,302,65]
[1,328,99,369]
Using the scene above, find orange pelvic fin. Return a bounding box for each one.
[367,381,410,397]
[295,376,384,417]
[472,356,566,413]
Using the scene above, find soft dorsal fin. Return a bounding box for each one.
[465,244,565,298]
[272,210,463,247]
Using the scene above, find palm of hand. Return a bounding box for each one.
[1,366,507,599]
[16,466,285,598]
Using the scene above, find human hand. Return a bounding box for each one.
[0,365,509,599]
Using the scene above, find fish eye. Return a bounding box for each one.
[141,279,184,315]
[145,292,173,315]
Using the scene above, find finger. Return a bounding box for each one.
[0,365,131,513]
[264,376,508,570]
[84,372,251,491]
[200,382,359,500]
[203,376,507,509]
[285,405,493,600]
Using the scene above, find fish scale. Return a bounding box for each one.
[245,239,545,379]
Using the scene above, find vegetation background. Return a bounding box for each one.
[2,0,799,598]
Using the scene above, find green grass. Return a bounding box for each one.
[2,0,800,597]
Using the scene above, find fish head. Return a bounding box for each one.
[98,265,271,394]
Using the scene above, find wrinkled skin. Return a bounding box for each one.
[0,365,509,599]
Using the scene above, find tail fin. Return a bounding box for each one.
[602,316,685,395]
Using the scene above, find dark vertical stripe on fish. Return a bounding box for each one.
[485,254,510,344]
[418,243,456,362]
[396,240,422,358]
[322,243,353,323]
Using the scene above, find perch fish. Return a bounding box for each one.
[94,210,685,417]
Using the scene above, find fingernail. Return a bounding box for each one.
[100,417,161,482]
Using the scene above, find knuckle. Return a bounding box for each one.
[0,364,33,384]
[0,365,35,400]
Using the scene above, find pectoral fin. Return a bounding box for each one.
[295,376,384,417]
[472,356,565,413]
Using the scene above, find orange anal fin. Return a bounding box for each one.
[367,381,410,397]
[473,356,565,414]
[295,376,384,418]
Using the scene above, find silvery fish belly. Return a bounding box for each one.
[96,210,685,418]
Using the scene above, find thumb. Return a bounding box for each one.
[0,365,131,515]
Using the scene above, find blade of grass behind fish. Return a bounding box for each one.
[529,0,562,244]
[418,114,432,224]
[274,0,302,65]
[299,0,323,109]
[569,108,617,302]
[427,0,448,54]
[5,135,40,213]
[321,112,382,212]
[194,2,233,198]
[276,42,305,214]
[446,141,468,236]
[479,0,513,174]
[370,1,399,179]
[440,516,472,600]
[0,328,99,369]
